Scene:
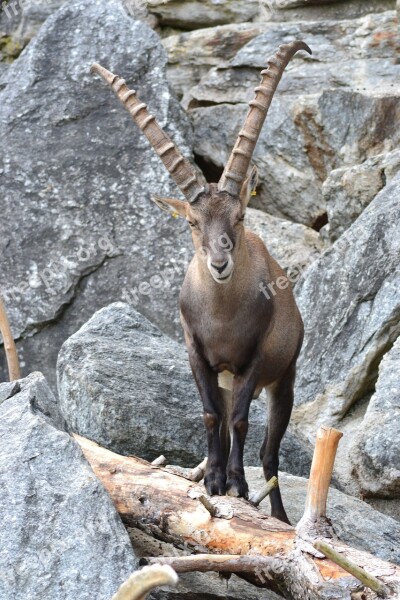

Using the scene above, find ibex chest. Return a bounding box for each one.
[182,295,271,374]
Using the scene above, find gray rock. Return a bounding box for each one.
[245,207,324,281]
[57,301,312,476]
[292,173,400,445]
[0,372,136,600]
[147,0,260,29]
[351,336,400,498]
[246,468,400,565]
[0,379,20,404]
[0,0,197,389]
[256,0,396,23]
[57,302,205,465]
[162,23,265,99]
[187,11,400,226]
[322,150,400,242]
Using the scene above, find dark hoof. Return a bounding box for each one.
[204,470,226,496]
[271,510,291,525]
[226,473,249,498]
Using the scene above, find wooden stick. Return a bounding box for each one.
[314,541,389,597]
[189,457,207,482]
[302,426,343,521]
[111,565,178,600]
[151,455,167,467]
[198,494,217,517]
[141,554,274,576]
[0,296,20,381]
[249,477,278,507]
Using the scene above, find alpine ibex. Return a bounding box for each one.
[91,40,311,523]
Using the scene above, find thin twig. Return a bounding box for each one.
[314,541,389,597]
[198,494,217,517]
[249,477,278,506]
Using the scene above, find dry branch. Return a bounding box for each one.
[189,457,207,482]
[314,541,389,597]
[303,426,343,522]
[151,455,167,467]
[75,434,400,599]
[0,296,20,381]
[249,476,278,507]
[112,564,178,600]
[141,554,274,575]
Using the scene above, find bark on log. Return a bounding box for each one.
[75,435,400,599]
[0,296,20,381]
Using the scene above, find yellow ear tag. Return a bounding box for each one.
[251,191,257,196]
[171,211,179,218]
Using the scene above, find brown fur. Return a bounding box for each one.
[155,174,303,523]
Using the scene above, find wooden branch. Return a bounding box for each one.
[249,476,278,507]
[75,434,400,599]
[0,296,20,381]
[198,494,217,517]
[302,426,343,522]
[151,455,167,467]
[141,554,274,576]
[189,457,207,482]
[314,541,389,597]
[112,565,178,600]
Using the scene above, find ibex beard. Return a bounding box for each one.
[91,39,311,524]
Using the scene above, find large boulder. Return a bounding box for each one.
[246,468,400,565]
[350,336,400,498]
[245,207,324,280]
[57,302,313,475]
[256,0,396,22]
[0,0,196,389]
[0,372,136,600]
[293,173,400,434]
[322,149,400,242]
[186,11,400,226]
[162,22,265,98]
[147,0,260,29]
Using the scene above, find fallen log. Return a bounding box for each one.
[75,430,400,599]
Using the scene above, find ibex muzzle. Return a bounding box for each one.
[92,40,311,524]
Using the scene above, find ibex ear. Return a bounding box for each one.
[240,165,259,208]
[152,195,187,218]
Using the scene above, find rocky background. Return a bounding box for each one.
[0,0,399,598]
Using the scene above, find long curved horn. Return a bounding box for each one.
[91,63,206,204]
[218,41,312,197]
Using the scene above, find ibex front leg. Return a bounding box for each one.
[187,347,227,496]
[226,371,259,498]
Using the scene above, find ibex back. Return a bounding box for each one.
[92,39,311,523]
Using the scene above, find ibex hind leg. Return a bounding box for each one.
[261,363,296,525]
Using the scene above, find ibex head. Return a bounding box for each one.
[91,41,311,284]
[152,167,257,283]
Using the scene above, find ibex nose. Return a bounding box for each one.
[211,261,228,274]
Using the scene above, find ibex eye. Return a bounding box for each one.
[188,221,197,227]
[238,215,245,222]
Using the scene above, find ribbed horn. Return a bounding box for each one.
[91,63,206,204]
[218,41,312,197]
